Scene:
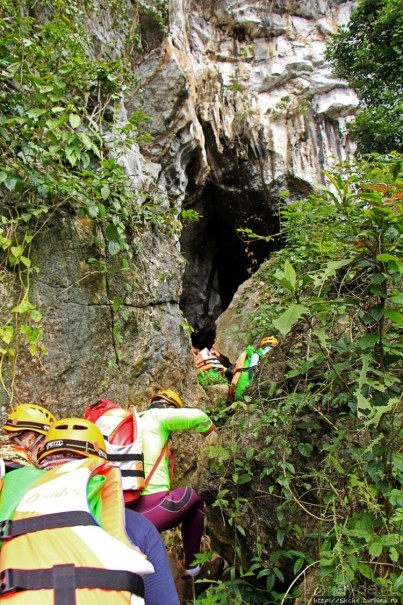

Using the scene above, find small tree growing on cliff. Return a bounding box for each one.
[326,0,403,154]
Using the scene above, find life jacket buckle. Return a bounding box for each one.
[0,568,16,594]
[0,519,12,540]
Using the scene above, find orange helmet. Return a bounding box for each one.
[151,389,184,408]
[37,418,107,463]
[260,336,279,348]
[3,404,56,436]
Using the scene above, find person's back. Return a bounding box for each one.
[0,417,179,605]
[140,403,214,496]
[0,457,153,604]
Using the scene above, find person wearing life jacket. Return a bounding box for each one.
[0,416,153,604]
[83,399,146,507]
[193,347,227,388]
[0,417,179,605]
[228,336,280,403]
[129,389,222,581]
[0,403,56,473]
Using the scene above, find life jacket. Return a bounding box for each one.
[228,345,256,403]
[194,348,225,374]
[0,457,154,604]
[83,400,145,506]
[84,401,174,506]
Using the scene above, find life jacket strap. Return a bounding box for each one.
[107,452,143,462]
[0,564,144,601]
[0,511,97,540]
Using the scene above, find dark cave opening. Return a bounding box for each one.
[179,182,283,349]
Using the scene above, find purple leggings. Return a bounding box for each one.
[129,487,205,568]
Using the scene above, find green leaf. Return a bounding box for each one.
[20,256,31,268]
[113,297,123,312]
[11,246,23,258]
[0,326,14,345]
[357,563,373,580]
[106,224,119,242]
[329,455,345,475]
[298,443,313,457]
[376,253,400,263]
[369,541,382,558]
[12,300,34,314]
[108,240,121,256]
[358,334,379,349]
[100,185,110,200]
[26,108,47,118]
[69,114,81,129]
[273,304,309,335]
[283,260,297,290]
[78,132,94,150]
[356,391,372,418]
[30,310,42,322]
[385,309,403,326]
[311,258,352,287]
[276,528,285,546]
[246,448,255,460]
[237,473,253,485]
[236,524,246,536]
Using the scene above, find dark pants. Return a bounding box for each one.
[129,487,205,568]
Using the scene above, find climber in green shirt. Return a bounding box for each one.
[129,389,222,580]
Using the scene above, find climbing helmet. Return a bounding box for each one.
[260,336,279,348]
[3,404,56,436]
[37,417,107,462]
[151,389,184,408]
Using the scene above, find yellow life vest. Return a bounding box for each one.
[0,458,154,604]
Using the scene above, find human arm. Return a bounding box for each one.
[125,509,180,605]
[150,408,215,435]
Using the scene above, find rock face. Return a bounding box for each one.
[127,0,359,344]
[1,0,358,421]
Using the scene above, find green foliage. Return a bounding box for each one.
[200,155,402,603]
[197,370,228,389]
[0,0,176,399]
[326,0,403,153]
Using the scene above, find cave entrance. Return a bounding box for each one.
[179,182,282,349]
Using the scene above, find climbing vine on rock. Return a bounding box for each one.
[0,0,177,401]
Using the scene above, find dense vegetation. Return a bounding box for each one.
[326,0,403,154]
[201,154,403,603]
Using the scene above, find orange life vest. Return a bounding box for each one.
[194,348,225,374]
[0,457,154,604]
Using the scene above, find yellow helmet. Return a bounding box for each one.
[37,418,107,463]
[3,404,56,436]
[151,389,184,408]
[260,336,279,348]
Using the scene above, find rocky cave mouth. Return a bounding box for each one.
[179,182,283,349]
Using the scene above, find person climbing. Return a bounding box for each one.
[0,403,56,472]
[128,389,223,581]
[193,346,227,388]
[0,417,179,605]
[228,336,280,403]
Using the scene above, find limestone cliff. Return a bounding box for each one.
[1,0,358,420]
